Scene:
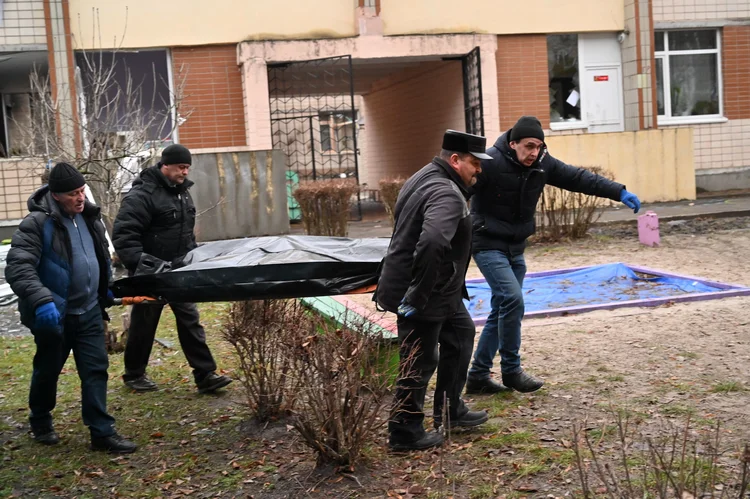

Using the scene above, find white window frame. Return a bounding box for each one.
[548,35,588,131]
[655,29,725,126]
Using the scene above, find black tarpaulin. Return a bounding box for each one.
[111,235,390,303]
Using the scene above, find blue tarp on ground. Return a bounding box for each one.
[465,262,726,318]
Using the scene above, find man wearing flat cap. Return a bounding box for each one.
[113,144,232,395]
[5,162,137,453]
[374,130,491,452]
[465,116,642,396]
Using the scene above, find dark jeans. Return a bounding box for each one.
[389,303,476,443]
[29,306,116,439]
[123,302,217,382]
[468,249,527,378]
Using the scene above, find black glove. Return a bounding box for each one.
[170,257,186,270]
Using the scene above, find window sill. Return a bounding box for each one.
[658,116,728,126]
[549,121,588,131]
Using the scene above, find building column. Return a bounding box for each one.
[622,0,657,131]
[240,57,273,151]
[43,0,80,157]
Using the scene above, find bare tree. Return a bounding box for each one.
[15,9,192,234]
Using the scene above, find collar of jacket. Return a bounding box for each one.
[495,129,548,170]
[28,185,100,222]
[432,157,471,200]
[138,165,195,193]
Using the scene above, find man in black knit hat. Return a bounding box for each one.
[5,162,137,453]
[113,144,232,394]
[466,116,641,395]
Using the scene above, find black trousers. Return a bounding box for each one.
[389,303,476,443]
[123,302,217,382]
[29,306,116,438]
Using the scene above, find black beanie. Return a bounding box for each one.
[161,144,192,166]
[48,162,86,193]
[510,116,545,143]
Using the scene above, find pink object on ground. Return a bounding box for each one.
[637,210,660,247]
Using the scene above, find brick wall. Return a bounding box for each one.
[171,45,246,149]
[0,0,46,46]
[360,61,464,186]
[496,34,550,130]
[723,26,750,121]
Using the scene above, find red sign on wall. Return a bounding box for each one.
[594,75,609,82]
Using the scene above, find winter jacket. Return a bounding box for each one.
[471,130,625,253]
[5,186,111,329]
[112,165,197,273]
[374,157,473,321]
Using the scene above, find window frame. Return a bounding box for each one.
[318,111,357,155]
[655,29,725,126]
[548,34,588,131]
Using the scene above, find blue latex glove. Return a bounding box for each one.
[35,302,60,329]
[620,189,641,214]
[106,289,115,304]
[397,299,417,318]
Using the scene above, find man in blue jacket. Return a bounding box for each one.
[5,162,137,453]
[466,116,641,395]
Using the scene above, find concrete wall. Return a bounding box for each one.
[545,128,696,202]
[0,0,46,47]
[0,158,43,220]
[359,61,464,187]
[377,0,625,35]
[189,148,289,242]
[69,0,357,49]
[69,0,623,50]
[238,34,500,154]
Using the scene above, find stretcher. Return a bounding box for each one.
[110,235,389,304]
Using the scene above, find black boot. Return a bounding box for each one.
[465,377,511,395]
[91,433,138,454]
[196,372,232,394]
[434,410,489,430]
[502,370,544,393]
[124,374,158,392]
[32,428,60,446]
[389,430,444,452]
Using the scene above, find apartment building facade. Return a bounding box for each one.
[1,0,747,227]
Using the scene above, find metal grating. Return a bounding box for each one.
[268,55,361,220]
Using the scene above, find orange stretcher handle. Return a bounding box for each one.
[344,284,377,295]
[112,296,164,306]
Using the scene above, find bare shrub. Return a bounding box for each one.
[292,180,359,237]
[571,411,750,498]
[290,315,398,468]
[222,299,308,423]
[378,177,406,227]
[535,167,615,243]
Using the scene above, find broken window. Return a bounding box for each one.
[548,34,581,124]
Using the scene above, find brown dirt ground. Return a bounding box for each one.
[301,219,750,498]
[4,218,750,498]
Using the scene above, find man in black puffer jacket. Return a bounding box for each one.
[113,145,231,394]
[375,130,492,452]
[466,116,642,395]
[5,162,136,453]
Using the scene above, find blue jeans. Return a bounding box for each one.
[468,250,527,378]
[29,306,116,439]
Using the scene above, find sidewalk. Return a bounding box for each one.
[289,194,750,239]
